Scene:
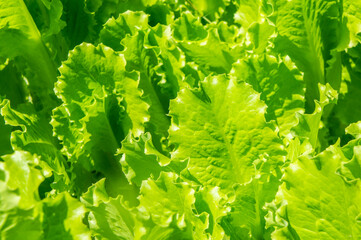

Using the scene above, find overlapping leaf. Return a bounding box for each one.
[52,43,148,195]
[274,0,340,110]
[169,75,285,188]
[267,144,361,239]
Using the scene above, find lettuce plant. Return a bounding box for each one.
[1,0,361,239]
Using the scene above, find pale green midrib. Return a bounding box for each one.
[207,83,268,238]
[17,0,42,39]
[210,85,243,185]
[302,1,325,84]
[297,1,325,112]
[16,0,57,90]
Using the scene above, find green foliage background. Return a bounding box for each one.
[1,0,361,239]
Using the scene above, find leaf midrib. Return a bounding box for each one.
[208,81,244,186]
